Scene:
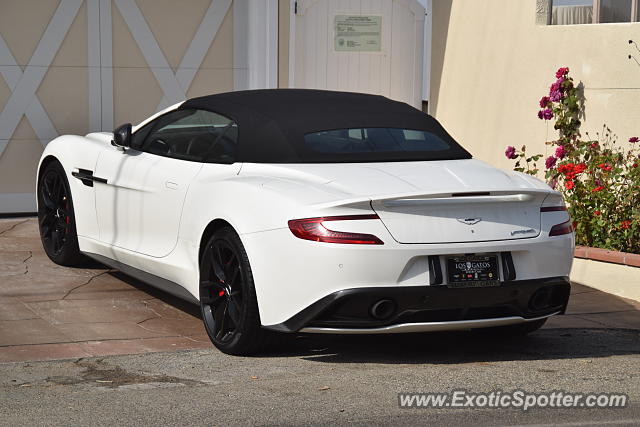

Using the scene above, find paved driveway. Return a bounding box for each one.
[1,217,639,363]
[0,217,639,425]
[0,218,210,362]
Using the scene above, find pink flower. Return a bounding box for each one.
[539,96,551,108]
[545,156,557,169]
[549,90,563,102]
[555,145,567,159]
[505,146,517,160]
[540,108,554,120]
[556,67,570,78]
[549,77,566,102]
[630,136,639,143]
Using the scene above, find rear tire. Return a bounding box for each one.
[37,160,86,267]
[199,227,278,355]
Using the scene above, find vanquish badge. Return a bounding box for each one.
[511,228,537,236]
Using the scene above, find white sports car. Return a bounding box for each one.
[37,90,574,355]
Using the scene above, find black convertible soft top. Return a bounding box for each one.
[180,89,471,163]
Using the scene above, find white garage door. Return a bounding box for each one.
[0,0,245,214]
[290,0,425,108]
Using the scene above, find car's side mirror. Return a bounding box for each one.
[112,123,132,148]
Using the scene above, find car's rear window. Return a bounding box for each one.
[304,127,455,155]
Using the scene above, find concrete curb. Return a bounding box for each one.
[570,251,640,303]
[574,246,640,268]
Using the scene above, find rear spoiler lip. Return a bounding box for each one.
[382,193,536,207]
[309,188,558,210]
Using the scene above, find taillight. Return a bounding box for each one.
[288,214,384,245]
[549,220,573,236]
[542,204,572,236]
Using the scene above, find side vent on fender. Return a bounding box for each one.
[72,169,108,187]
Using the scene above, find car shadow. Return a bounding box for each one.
[81,258,115,270]
[274,327,640,364]
[107,270,202,318]
[107,270,639,364]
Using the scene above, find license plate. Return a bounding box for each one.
[446,254,499,288]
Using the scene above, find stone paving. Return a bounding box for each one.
[0,217,638,363]
[0,218,210,362]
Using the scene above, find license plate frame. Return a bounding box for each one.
[446,254,500,288]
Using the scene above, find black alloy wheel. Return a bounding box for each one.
[201,238,244,343]
[199,227,277,355]
[37,160,84,266]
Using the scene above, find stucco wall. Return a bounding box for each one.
[430,0,640,171]
[571,258,640,302]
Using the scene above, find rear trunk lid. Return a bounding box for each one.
[371,190,545,244]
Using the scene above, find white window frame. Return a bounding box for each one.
[549,0,639,24]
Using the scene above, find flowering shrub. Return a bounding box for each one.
[505,67,640,254]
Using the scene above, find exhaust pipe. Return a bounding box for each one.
[370,299,397,320]
[529,288,552,311]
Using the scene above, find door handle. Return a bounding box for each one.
[165,181,179,190]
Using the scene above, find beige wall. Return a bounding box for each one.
[0,0,235,213]
[0,0,89,196]
[430,0,640,171]
[111,0,234,127]
[571,258,640,302]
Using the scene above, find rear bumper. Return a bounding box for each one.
[300,313,559,334]
[243,225,574,327]
[264,276,570,333]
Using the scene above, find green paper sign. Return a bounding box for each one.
[334,15,382,52]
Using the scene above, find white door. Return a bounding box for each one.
[94,149,201,258]
[94,109,237,258]
[290,0,425,108]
